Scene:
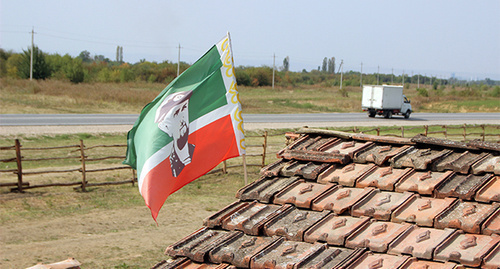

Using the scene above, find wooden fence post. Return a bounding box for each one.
[424,125,428,136]
[376,128,380,136]
[262,131,268,167]
[79,140,87,191]
[15,139,23,192]
[401,126,405,138]
[481,124,485,141]
[222,161,227,174]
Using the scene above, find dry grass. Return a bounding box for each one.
[0,78,162,114]
[3,78,498,115]
[0,131,283,268]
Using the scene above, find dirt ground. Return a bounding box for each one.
[0,190,231,268]
[0,124,267,268]
[0,124,245,268]
[2,119,498,268]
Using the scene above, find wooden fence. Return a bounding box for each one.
[0,139,135,192]
[1,124,498,192]
[0,132,280,192]
[333,124,499,142]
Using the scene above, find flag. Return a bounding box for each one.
[123,33,245,221]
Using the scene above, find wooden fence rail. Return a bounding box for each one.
[0,132,276,192]
[335,124,499,142]
[0,139,137,192]
[1,124,498,192]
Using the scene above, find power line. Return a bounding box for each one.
[37,32,176,49]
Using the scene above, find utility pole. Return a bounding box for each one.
[177,44,182,76]
[339,60,344,90]
[360,62,363,88]
[30,27,34,81]
[272,53,275,89]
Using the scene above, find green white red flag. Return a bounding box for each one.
[123,33,245,221]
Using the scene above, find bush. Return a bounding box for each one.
[417,88,429,97]
[97,68,111,82]
[66,59,85,83]
[19,46,51,80]
[339,88,349,97]
[432,81,438,90]
[435,88,444,96]
[235,68,251,86]
[458,88,481,97]
[491,86,500,97]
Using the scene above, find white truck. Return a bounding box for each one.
[361,85,412,118]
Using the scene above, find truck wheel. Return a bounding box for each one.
[368,111,376,117]
[384,110,392,118]
[404,111,411,119]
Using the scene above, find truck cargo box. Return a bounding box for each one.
[362,85,404,110]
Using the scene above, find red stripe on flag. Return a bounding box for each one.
[140,114,240,221]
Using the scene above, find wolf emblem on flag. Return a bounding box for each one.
[124,33,245,221]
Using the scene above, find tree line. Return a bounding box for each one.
[0,47,498,87]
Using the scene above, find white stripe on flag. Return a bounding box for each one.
[138,142,172,195]
[138,103,235,193]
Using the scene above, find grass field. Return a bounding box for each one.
[0,78,499,268]
[0,131,285,268]
[1,78,499,114]
[1,124,499,268]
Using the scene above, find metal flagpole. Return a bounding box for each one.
[227,32,248,185]
[177,44,181,76]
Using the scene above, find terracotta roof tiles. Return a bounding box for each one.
[155,129,500,268]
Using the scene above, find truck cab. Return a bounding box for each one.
[401,95,411,118]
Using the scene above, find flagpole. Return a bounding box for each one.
[242,154,248,185]
[227,31,248,185]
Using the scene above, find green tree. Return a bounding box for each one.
[46,53,72,79]
[0,48,13,77]
[77,50,92,63]
[116,46,123,63]
[235,67,251,86]
[282,56,289,72]
[328,57,335,74]
[19,46,51,79]
[94,54,110,63]
[321,57,327,72]
[5,53,22,78]
[66,58,85,83]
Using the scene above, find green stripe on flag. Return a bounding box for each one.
[189,69,227,122]
[123,44,227,172]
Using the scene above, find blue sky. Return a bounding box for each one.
[1,0,499,80]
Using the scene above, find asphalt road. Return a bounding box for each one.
[0,113,499,126]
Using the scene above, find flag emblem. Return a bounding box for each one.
[124,33,245,221]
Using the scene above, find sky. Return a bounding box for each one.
[1,1,499,80]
